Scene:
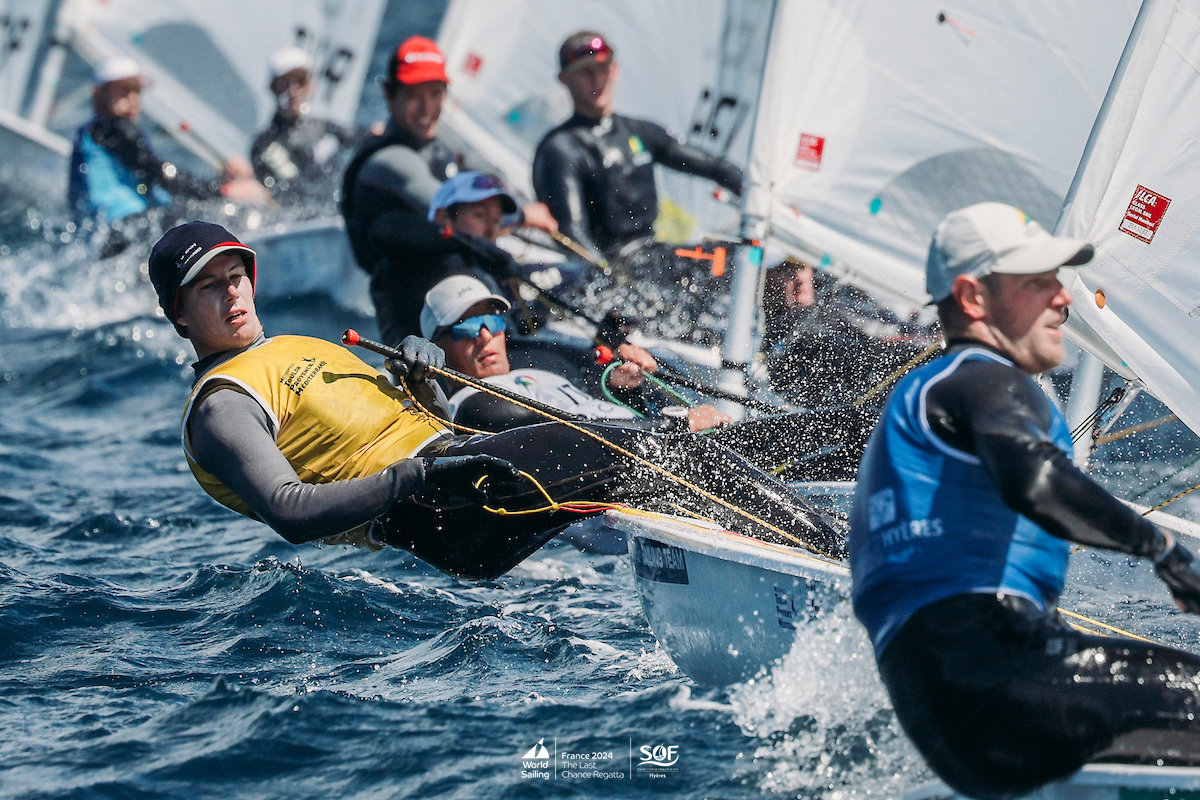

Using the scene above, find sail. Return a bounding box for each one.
[741,0,1140,306]
[437,0,771,234]
[64,0,385,158]
[1056,0,1200,438]
[0,0,55,116]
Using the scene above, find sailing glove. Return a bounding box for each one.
[422,454,522,497]
[385,336,445,383]
[1154,530,1200,613]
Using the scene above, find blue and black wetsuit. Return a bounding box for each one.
[68,115,222,225]
[532,113,743,260]
[851,341,1200,799]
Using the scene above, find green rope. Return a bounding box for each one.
[599,361,645,417]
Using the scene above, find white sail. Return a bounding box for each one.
[0,0,55,115]
[437,0,770,234]
[741,0,1140,306]
[63,0,385,159]
[1056,0,1200,438]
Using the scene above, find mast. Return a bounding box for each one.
[716,0,779,420]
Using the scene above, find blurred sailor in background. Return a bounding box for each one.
[341,36,556,275]
[68,56,267,256]
[250,47,354,207]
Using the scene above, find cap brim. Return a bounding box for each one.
[179,244,257,288]
[993,237,1094,276]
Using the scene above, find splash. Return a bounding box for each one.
[728,602,931,797]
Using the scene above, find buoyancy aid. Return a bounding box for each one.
[182,336,447,519]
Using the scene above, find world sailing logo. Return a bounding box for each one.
[520,738,551,781]
[521,739,550,760]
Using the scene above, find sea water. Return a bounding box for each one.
[5,229,1200,800]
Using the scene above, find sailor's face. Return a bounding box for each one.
[983,270,1072,374]
[271,68,312,119]
[389,80,446,143]
[175,253,261,359]
[437,301,510,379]
[94,78,143,121]
[449,197,504,241]
[559,59,618,119]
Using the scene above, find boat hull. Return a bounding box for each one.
[608,509,848,686]
[907,763,1200,799]
[241,216,371,315]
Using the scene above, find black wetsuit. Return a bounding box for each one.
[365,213,517,346]
[340,122,467,273]
[250,112,352,206]
[855,340,1200,799]
[532,113,743,260]
[187,338,844,578]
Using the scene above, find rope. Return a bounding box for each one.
[386,358,839,563]
[1057,608,1157,644]
[1070,386,1126,444]
[598,361,644,417]
[472,469,628,516]
[851,342,942,408]
[1096,413,1179,446]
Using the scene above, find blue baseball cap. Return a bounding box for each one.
[149,221,256,324]
[428,171,518,221]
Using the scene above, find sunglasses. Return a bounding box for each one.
[563,36,613,69]
[446,313,507,340]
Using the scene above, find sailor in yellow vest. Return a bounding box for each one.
[147,220,651,579]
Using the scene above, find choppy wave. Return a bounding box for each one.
[4,199,1200,798]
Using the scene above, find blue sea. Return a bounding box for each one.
[6,4,1200,798]
[5,227,1200,800]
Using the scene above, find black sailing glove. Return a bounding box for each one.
[384,335,445,383]
[422,455,522,499]
[1154,531,1200,613]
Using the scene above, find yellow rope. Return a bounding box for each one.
[1058,608,1157,644]
[397,369,839,563]
[851,341,943,408]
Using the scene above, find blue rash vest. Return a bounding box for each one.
[68,117,172,224]
[849,347,1074,657]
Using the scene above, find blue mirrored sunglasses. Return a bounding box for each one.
[447,313,507,340]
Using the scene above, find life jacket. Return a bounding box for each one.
[182,336,448,541]
[849,347,1074,657]
[68,117,170,223]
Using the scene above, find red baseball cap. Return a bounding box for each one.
[388,36,449,85]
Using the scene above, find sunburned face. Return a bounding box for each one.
[559,59,618,120]
[436,300,510,379]
[175,252,262,359]
[981,270,1072,374]
[388,80,447,143]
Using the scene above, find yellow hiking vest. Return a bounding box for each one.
[182,336,447,542]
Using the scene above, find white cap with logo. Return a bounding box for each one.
[420,275,511,339]
[926,202,1094,302]
[268,47,314,81]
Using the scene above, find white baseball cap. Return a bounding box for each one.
[420,275,511,339]
[93,56,150,87]
[268,47,314,81]
[926,202,1094,302]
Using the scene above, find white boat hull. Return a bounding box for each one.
[241,216,372,316]
[0,107,70,219]
[907,763,1200,799]
[608,509,848,686]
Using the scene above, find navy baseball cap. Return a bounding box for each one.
[148,221,256,323]
[428,171,518,221]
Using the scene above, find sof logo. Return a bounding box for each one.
[638,744,680,767]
